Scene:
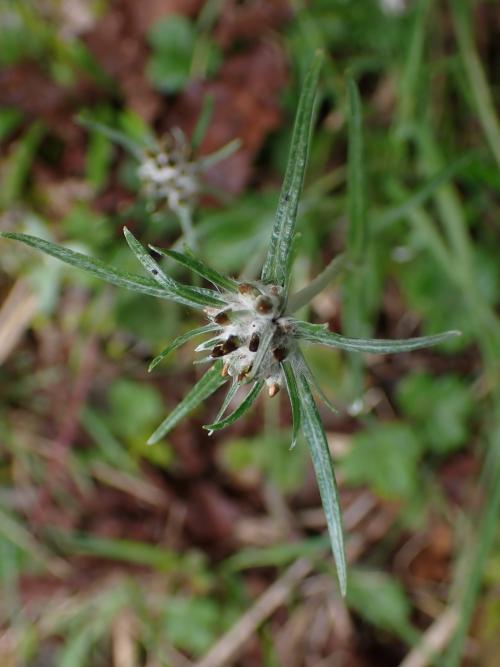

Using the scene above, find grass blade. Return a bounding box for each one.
[294,321,461,353]
[281,360,301,449]
[147,361,227,444]
[124,227,225,309]
[0,232,181,302]
[450,0,500,169]
[294,368,347,595]
[346,76,366,265]
[204,381,263,432]
[261,50,323,291]
[152,245,239,292]
[148,324,218,372]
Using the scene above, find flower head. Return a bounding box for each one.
[137,129,200,216]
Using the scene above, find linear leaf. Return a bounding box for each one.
[261,51,323,291]
[0,232,179,301]
[148,324,218,372]
[204,381,263,432]
[295,349,338,415]
[287,253,346,314]
[346,76,366,264]
[248,326,274,381]
[281,360,301,449]
[152,245,239,292]
[207,379,240,435]
[197,138,241,170]
[294,321,461,354]
[294,369,347,595]
[147,361,227,444]
[124,227,225,309]
[77,114,145,159]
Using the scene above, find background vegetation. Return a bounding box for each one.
[0,1,499,665]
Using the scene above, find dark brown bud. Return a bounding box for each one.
[214,311,230,326]
[249,332,260,352]
[255,296,273,314]
[211,345,225,358]
[238,282,260,297]
[223,335,240,354]
[272,347,287,362]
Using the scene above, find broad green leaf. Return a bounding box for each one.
[281,360,301,449]
[261,51,323,291]
[147,15,196,92]
[341,423,421,501]
[396,372,474,454]
[294,369,347,595]
[294,321,461,354]
[346,76,366,264]
[149,324,218,371]
[124,227,225,309]
[152,245,239,292]
[148,362,227,444]
[204,381,263,432]
[347,570,418,643]
[0,232,179,302]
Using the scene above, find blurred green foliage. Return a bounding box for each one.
[0,0,499,664]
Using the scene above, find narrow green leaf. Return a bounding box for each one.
[294,368,347,595]
[207,379,239,435]
[152,245,239,292]
[77,114,145,159]
[197,138,241,170]
[191,92,214,151]
[148,362,227,444]
[287,253,346,314]
[148,324,218,372]
[450,0,500,169]
[0,232,177,301]
[0,121,44,207]
[204,381,263,432]
[281,360,301,449]
[295,349,338,415]
[346,76,366,264]
[261,51,323,291]
[294,321,461,354]
[124,228,225,309]
[248,326,274,381]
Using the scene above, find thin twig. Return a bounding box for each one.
[193,492,376,667]
[0,279,38,365]
[399,607,459,667]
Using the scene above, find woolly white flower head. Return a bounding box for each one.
[137,129,199,215]
[201,281,296,396]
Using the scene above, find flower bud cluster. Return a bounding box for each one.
[137,130,199,215]
[202,281,296,397]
